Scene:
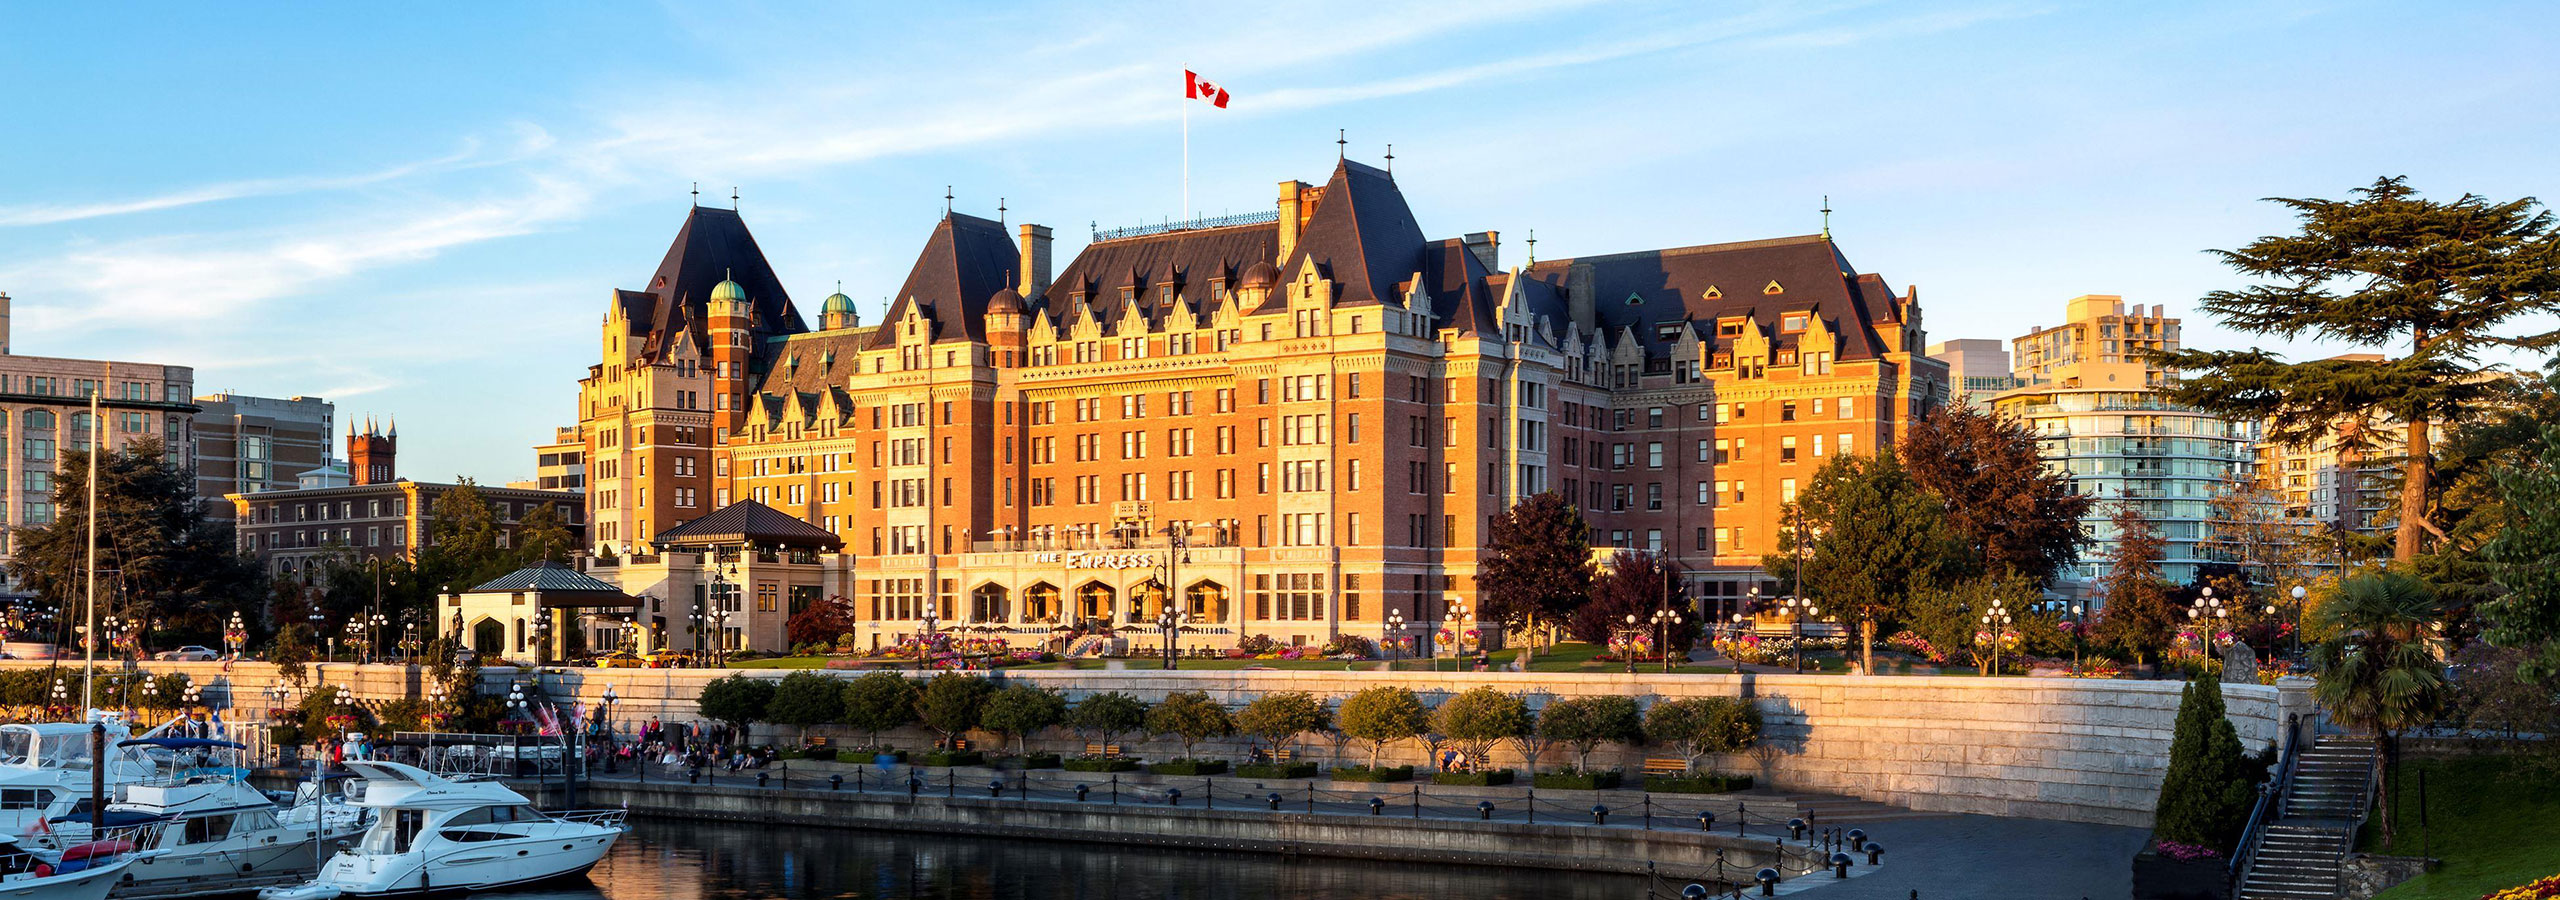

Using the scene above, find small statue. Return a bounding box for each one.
[2221,640,2259,685]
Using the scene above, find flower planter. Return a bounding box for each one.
[2130,836,2231,900]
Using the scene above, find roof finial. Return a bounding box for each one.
[1821,195,1832,239]
[1337,129,1347,159]
[998,197,1007,228]
[731,186,739,211]
[1526,229,1537,264]
[691,182,699,205]
[1384,143,1393,175]
[945,186,954,216]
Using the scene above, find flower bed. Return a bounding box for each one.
[2485,873,2560,900]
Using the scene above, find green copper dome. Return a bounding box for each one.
[710,269,747,304]
[821,291,856,317]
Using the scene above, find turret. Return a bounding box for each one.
[820,284,859,331]
[708,270,751,441]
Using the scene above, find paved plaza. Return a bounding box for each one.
[1790,813,2149,900]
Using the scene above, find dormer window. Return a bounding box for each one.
[1717,319,1746,338]
[1655,323,1683,342]
[1782,313,1810,333]
[1120,288,1137,303]
[1626,292,1644,306]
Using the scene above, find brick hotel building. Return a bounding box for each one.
[575,158,1947,654]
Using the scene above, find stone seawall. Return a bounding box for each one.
[14,661,2314,828]
[539,778,1810,885]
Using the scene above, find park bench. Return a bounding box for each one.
[1642,758,1690,776]
[1083,743,1124,757]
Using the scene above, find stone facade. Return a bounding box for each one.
[54,659,2313,828]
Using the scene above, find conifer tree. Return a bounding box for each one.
[2152,675,2255,850]
[2155,178,2560,562]
[2096,505,2180,665]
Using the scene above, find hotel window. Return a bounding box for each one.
[1696,481,1712,505]
[1345,414,1360,444]
[1781,478,1798,503]
[1839,433,1854,456]
[1812,434,1826,457]
[1839,397,1855,419]
[1712,439,1730,465]
[1696,439,1712,462]
[1647,442,1664,468]
[1346,459,1362,491]
[1647,483,1663,510]
[1444,463,1457,494]
[1781,436,1798,462]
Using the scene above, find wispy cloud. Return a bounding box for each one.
[0,141,510,228]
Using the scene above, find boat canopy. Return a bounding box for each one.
[117,738,246,750]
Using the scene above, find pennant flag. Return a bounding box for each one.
[1185,70,1230,109]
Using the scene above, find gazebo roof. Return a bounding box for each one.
[651,499,845,550]
[465,562,637,608]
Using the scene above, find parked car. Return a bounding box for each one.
[592,651,644,668]
[645,649,697,668]
[154,645,219,661]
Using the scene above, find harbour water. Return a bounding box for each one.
[505,816,1649,899]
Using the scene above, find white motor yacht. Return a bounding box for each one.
[0,834,137,900]
[27,738,370,899]
[257,761,622,900]
[0,722,160,838]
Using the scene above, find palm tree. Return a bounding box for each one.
[2306,571,2447,845]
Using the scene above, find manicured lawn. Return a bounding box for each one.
[2368,754,2560,900]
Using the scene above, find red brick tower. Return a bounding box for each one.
[349,417,397,485]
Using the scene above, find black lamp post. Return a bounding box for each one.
[1385,610,1407,665]
[1651,607,1684,673]
[2288,584,2308,659]
[919,599,940,672]
[1779,595,1818,674]
[600,684,619,773]
[1155,609,1191,670]
[1978,596,2013,675]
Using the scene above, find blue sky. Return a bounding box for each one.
[1,1,2552,482]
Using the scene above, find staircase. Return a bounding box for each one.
[2235,735,2377,900]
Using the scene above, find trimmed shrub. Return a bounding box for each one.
[1329,764,1413,783]
[1339,686,1430,768]
[1539,696,1645,771]
[698,674,775,744]
[915,673,993,749]
[1144,691,1234,760]
[1150,759,1228,776]
[979,685,1067,756]
[1235,691,1331,761]
[767,672,845,742]
[840,671,919,749]
[1003,753,1063,770]
[1431,686,1532,770]
[1236,762,1320,779]
[1532,769,1624,790]
[1066,691,1150,757]
[1643,772,1753,794]
[1063,756,1142,773]
[1430,769,1514,786]
[918,749,984,767]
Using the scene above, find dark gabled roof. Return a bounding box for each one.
[634,206,806,363]
[1281,159,1427,310]
[867,213,1019,350]
[1518,235,1896,360]
[652,499,845,550]
[1421,237,1499,335]
[755,328,880,396]
[470,562,628,598]
[1043,219,1278,329]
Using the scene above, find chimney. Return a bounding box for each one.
[0,291,11,355]
[1567,262,1598,335]
[1276,180,1309,264]
[1463,231,1499,272]
[1017,223,1053,299]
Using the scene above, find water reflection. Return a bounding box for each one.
[500,817,1646,900]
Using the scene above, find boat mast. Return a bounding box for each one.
[82,388,99,714]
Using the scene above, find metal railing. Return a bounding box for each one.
[2229,713,2305,889]
[1093,210,1280,242]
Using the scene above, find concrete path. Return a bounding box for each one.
[1783,812,2149,900]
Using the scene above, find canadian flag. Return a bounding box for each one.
[1185,70,1230,109]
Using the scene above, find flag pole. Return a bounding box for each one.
[1181,70,1190,220]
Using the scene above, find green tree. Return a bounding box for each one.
[419,480,515,591]
[978,685,1067,757]
[1643,697,1762,772]
[1906,575,2048,672]
[2096,505,2181,665]
[1537,695,1644,771]
[1430,687,1531,771]
[696,674,775,746]
[8,439,263,641]
[2152,675,2257,850]
[1064,691,1149,758]
[2308,571,2449,844]
[2481,421,2560,682]
[2154,178,2560,562]
[839,671,919,750]
[1339,686,1430,768]
[1899,403,2094,586]
[1143,691,1233,761]
[272,624,315,687]
[1476,492,1596,654]
[787,594,860,648]
[764,672,844,744]
[1234,691,1331,760]
[1764,453,1969,673]
[915,673,992,749]
[514,502,577,565]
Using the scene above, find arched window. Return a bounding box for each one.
[1077,582,1115,624]
[971,584,1010,623]
[1131,579,1167,623]
[1023,583,1060,624]
[1185,581,1228,622]
[21,410,52,431]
